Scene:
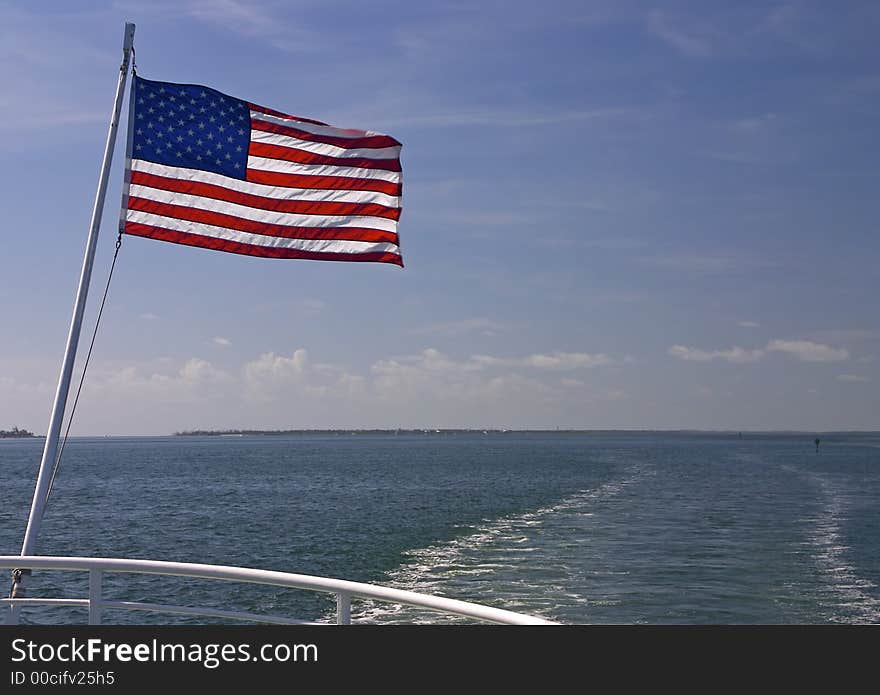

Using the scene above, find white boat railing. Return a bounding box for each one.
[0,556,557,626]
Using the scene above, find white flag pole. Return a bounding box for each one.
[6,22,136,623]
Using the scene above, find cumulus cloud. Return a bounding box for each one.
[213,336,231,347]
[766,340,849,362]
[374,349,617,378]
[241,349,369,405]
[837,374,869,383]
[472,351,615,370]
[245,349,308,379]
[366,347,622,424]
[3,345,627,433]
[178,358,229,384]
[669,339,849,364]
[668,345,764,363]
[243,349,309,401]
[102,358,231,394]
[370,349,560,410]
[68,358,236,432]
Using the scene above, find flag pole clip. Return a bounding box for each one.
[9,568,31,599]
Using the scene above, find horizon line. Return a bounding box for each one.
[6,427,879,438]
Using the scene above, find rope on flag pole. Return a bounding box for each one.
[46,232,125,505]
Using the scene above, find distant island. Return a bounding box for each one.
[175,428,518,436]
[173,428,740,436]
[173,429,863,437]
[174,428,550,436]
[0,426,36,438]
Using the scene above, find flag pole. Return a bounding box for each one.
[6,22,136,623]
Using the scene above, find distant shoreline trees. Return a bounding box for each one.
[0,426,36,438]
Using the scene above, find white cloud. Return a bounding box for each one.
[670,339,849,364]
[668,345,764,363]
[738,321,759,328]
[412,318,507,337]
[810,329,878,343]
[0,345,621,433]
[646,11,713,58]
[471,351,615,370]
[837,374,870,383]
[113,358,229,389]
[370,349,559,413]
[375,348,616,376]
[139,313,160,321]
[213,336,231,347]
[751,2,832,57]
[731,113,777,133]
[766,340,848,362]
[0,375,52,397]
[243,349,309,401]
[79,359,234,415]
[241,349,366,405]
[526,352,614,370]
[178,358,229,385]
[366,347,621,424]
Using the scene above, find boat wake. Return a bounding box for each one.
[346,464,652,624]
[798,469,880,624]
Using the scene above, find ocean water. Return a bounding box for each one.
[0,432,878,624]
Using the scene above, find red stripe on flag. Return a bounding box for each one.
[125,222,404,266]
[249,141,402,173]
[251,118,401,150]
[128,197,400,244]
[245,168,402,196]
[130,171,401,220]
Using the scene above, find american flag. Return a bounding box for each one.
[120,76,403,266]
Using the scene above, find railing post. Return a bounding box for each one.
[336,592,351,625]
[88,569,103,625]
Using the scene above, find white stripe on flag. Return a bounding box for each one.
[126,209,401,254]
[131,159,400,207]
[246,155,401,184]
[250,128,402,160]
[129,184,398,232]
[250,110,392,141]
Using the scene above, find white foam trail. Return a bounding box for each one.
[801,471,880,624]
[344,465,651,624]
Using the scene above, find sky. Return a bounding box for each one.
[1,0,878,434]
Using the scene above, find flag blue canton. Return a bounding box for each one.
[130,76,250,180]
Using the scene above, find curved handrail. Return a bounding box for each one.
[0,556,557,625]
